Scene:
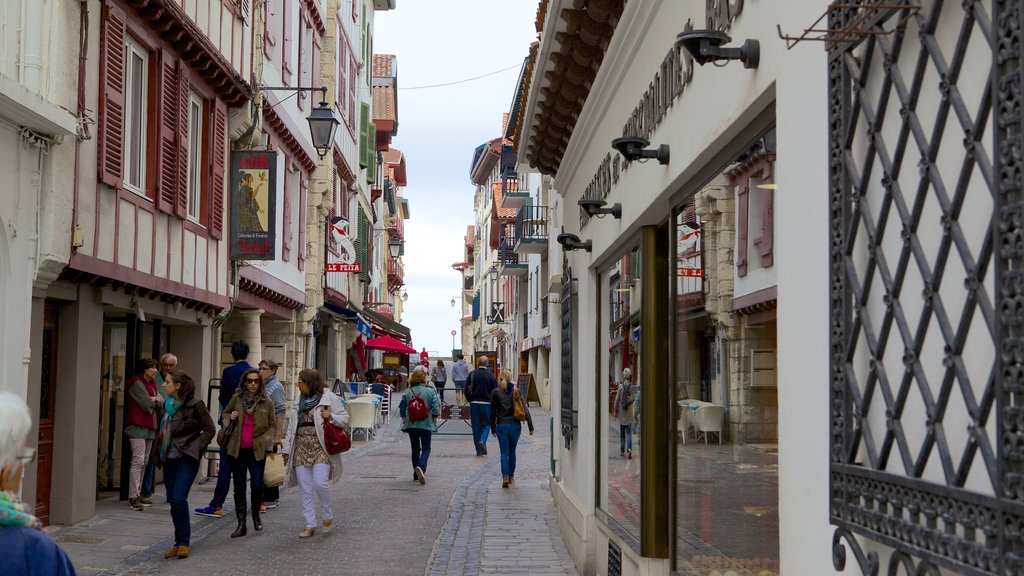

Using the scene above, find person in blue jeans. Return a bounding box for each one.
[398,369,439,484]
[143,353,177,502]
[195,339,253,518]
[490,368,534,487]
[155,370,215,559]
[465,356,498,456]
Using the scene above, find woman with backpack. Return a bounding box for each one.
[614,368,635,459]
[398,369,439,485]
[489,368,534,488]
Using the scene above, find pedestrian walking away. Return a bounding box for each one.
[465,356,498,456]
[399,369,440,484]
[430,359,447,406]
[450,353,471,405]
[124,358,161,511]
[0,391,77,575]
[490,368,534,487]
[220,368,277,538]
[615,368,635,459]
[259,359,286,509]
[282,368,349,538]
[196,339,253,519]
[153,370,216,560]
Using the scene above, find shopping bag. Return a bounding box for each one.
[264,452,285,487]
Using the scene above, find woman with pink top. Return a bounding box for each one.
[220,368,276,538]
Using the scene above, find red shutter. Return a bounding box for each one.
[297,19,305,111]
[210,99,228,238]
[737,180,749,277]
[282,2,292,84]
[298,175,307,270]
[98,3,126,189]
[175,64,191,219]
[283,159,292,261]
[156,51,179,214]
[348,57,356,128]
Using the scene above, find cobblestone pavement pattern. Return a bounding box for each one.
[47,404,578,576]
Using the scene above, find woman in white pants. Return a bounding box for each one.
[282,368,349,537]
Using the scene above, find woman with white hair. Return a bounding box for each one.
[0,391,76,574]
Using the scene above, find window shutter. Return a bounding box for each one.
[298,176,307,270]
[297,20,305,111]
[175,65,191,219]
[759,187,774,267]
[98,3,126,189]
[357,206,369,282]
[282,1,292,84]
[737,180,749,277]
[359,102,369,169]
[239,0,250,20]
[348,58,357,129]
[156,51,180,214]
[210,98,228,238]
[283,161,293,261]
[366,121,376,184]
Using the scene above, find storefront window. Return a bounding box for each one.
[601,243,642,541]
[674,134,780,574]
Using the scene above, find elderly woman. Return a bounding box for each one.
[154,370,215,559]
[490,368,534,488]
[0,392,76,574]
[221,367,276,538]
[398,369,440,484]
[282,368,348,538]
[125,358,161,511]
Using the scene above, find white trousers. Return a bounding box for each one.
[128,438,152,500]
[295,464,332,529]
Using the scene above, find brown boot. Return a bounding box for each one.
[502,475,510,488]
[163,547,179,559]
[176,546,190,558]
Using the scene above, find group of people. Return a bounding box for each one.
[116,339,350,560]
[397,354,533,489]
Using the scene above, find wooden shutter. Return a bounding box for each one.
[758,186,774,267]
[737,179,749,277]
[348,58,357,129]
[282,0,292,84]
[366,121,376,184]
[283,159,293,261]
[175,65,191,218]
[297,18,305,111]
[359,102,369,169]
[98,3,126,189]
[357,206,370,282]
[336,35,346,111]
[298,175,307,270]
[156,50,180,214]
[210,98,228,238]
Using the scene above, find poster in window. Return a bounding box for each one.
[230,151,277,260]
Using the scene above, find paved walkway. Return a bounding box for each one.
[47,403,578,576]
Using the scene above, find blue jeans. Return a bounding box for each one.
[408,428,432,472]
[228,448,266,515]
[469,402,492,452]
[496,422,523,478]
[209,444,232,508]
[142,457,155,498]
[163,455,201,546]
[619,424,633,454]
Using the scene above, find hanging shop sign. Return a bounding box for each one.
[326,218,360,272]
[325,263,362,272]
[230,151,277,260]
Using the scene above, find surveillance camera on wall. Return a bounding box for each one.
[611,136,670,165]
[675,29,759,69]
[578,198,622,219]
[556,232,592,253]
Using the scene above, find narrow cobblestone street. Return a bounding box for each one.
[48,407,577,576]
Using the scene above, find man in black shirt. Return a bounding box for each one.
[465,356,498,456]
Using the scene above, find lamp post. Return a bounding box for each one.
[388,236,402,259]
[258,86,340,158]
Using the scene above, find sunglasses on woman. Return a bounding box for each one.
[245,377,260,383]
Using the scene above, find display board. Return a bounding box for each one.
[516,373,541,406]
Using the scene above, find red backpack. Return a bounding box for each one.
[407,392,430,422]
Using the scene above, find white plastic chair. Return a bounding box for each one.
[694,404,725,445]
[347,400,376,440]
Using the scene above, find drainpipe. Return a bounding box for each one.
[20,0,43,91]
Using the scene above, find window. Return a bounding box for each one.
[186,93,203,221]
[123,39,148,195]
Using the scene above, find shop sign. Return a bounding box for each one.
[230,151,277,260]
[677,267,704,277]
[325,263,362,273]
[357,317,371,339]
[327,218,359,272]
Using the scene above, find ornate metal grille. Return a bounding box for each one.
[827,1,1019,574]
[561,258,576,449]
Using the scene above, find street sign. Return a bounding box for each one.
[451,330,457,336]
[487,302,505,324]
[326,263,362,272]
[676,267,703,277]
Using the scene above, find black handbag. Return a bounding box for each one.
[216,419,236,446]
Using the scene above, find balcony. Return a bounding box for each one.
[385,214,404,240]
[387,259,404,291]
[513,205,548,255]
[500,169,530,210]
[498,235,527,277]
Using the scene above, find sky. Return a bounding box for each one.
[374,2,541,357]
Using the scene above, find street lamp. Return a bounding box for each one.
[450,297,456,309]
[388,237,402,259]
[259,86,340,158]
[401,290,409,303]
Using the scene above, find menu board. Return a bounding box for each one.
[515,373,540,406]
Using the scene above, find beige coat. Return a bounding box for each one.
[281,389,349,486]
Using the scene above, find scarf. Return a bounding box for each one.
[242,392,260,414]
[0,491,41,529]
[298,392,322,414]
[159,397,183,460]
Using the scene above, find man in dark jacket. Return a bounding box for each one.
[465,356,498,456]
[196,339,253,518]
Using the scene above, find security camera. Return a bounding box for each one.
[610,136,670,165]
[556,232,592,253]
[578,198,622,219]
[675,29,759,69]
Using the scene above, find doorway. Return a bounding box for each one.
[35,301,60,525]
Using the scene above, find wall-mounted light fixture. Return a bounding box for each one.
[401,290,409,302]
[258,85,340,158]
[611,136,670,165]
[578,198,622,219]
[675,29,760,69]
[388,237,402,259]
[556,232,592,253]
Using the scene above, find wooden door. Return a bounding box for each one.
[35,301,59,525]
